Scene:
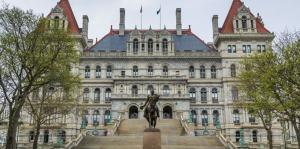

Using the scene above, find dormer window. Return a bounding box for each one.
[242,16,247,31]
[133,39,139,54]
[148,39,153,55]
[54,16,60,29]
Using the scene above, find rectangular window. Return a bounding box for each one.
[242,45,246,53]
[247,45,251,53]
[142,43,145,51]
[251,20,254,29]
[156,44,159,51]
[227,45,232,53]
[236,20,239,29]
[232,45,236,53]
[176,71,180,76]
[257,45,262,53]
[262,45,266,52]
[121,71,125,77]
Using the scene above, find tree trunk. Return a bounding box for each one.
[32,123,41,149]
[5,105,22,149]
[267,129,273,149]
[291,119,300,149]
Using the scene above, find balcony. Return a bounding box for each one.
[113,75,188,81]
[111,94,190,99]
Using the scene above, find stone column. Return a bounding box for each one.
[100,109,104,126]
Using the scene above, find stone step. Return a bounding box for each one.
[77,136,224,147]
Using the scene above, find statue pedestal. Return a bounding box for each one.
[143,128,161,149]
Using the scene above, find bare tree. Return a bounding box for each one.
[25,77,80,149]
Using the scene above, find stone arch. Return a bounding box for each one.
[128,105,139,119]
[163,105,173,119]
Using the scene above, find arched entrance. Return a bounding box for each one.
[129,106,139,119]
[163,106,172,119]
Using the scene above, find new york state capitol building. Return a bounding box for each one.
[3,0,298,148]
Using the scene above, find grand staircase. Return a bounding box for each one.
[75,119,225,149]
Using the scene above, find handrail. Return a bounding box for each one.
[179,114,194,136]
[216,130,237,149]
[110,114,122,136]
[64,130,86,149]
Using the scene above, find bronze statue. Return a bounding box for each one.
[140,90,160,128]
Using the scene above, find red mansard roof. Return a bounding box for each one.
[56,0,80,34]
[220,0,270,34]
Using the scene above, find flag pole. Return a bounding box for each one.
[140,6,143,30]
[160,4,161,30]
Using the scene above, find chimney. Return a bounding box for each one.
[82,15,89,39]
[119,8,125,36]
[212,15,219,39]
[176,8,182,35]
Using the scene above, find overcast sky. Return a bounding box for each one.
[4,0,300,43]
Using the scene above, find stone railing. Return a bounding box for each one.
[179,114,195,136]
[113,75,187,80]
[64,131,86,149]
[110,114,122,136]
[112,94,190,99]
[216,131,237,149]
[81,51,220,58]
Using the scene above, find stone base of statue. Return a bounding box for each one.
[143,128,161,149]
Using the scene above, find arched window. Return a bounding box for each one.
[232,87,238,101]
[200,66,206,79]
[201,110,208,126]
[162,85,170,96]
[105,88,112,102]
[231,64,236,77]
[163,66,168,76]
[104,110,111,124]
[191,110,197,125]
[29,131,34,141]
[43,130,49,143]
[54,16,59,29]
[211,66,216,79]
[82,110,89,126]
[133,39,139,54]
[236,131,241,142]
[83,88,89,102]
[48,87,55,97]
[94,88,100,103]
[148,39,153,55]
[148,66,153,76]
[233,109,240,125]
[249,110,256,123]
[162,39,168,55]
[189,66,195,78]
[106,65,112,78]
[212,88,218,103]
[133,66,138,77]
[189,88,196,98]
[201,88,207,103]
[147,85,154,95]
[96,66,101,78]
[132,85,138,96]
[213,110,220,126]
[242,16,247,31]
[85,66,90,78]
[93,110,100,126]
[252,130,258,142]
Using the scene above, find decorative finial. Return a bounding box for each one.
[164,25,166,30]
[149,25,152,30]
[135,25,137,30]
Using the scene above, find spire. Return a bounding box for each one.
[56,0,80,33]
